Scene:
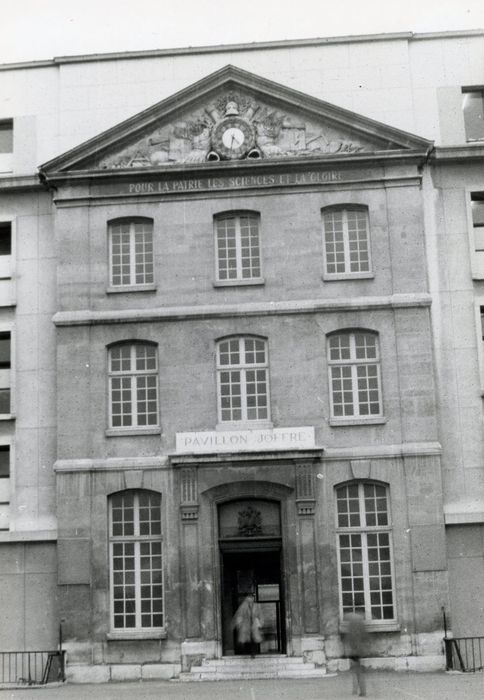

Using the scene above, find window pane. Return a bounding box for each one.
[0,122,13,154]
[463,91,484,141]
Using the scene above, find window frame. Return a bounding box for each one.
[0,217,15,282]
[214,211,264,286]
[335,481,397,628]
[107,342,160,435]
[462,87,484,143]
[0,120,13,174]
[0,441,11,532]
[216,335,272,427]
[322,205,373,281]
[327,330,384,425]
[107,217,155,292]
[108,490,164,637]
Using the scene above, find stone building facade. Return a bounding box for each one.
[0,30,483,681]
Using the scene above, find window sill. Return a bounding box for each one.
[213,278,265,288]
[106,284,157,294]
[339,621,400,634]
[107,629,167,641]
[322,273,374,282]
[329,417,387,427]
[0,414,14,421]
[216,420,273,431]
[105,427,161,437]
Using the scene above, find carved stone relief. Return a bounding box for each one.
[94,90,368,169]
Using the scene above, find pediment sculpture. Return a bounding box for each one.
[96,91,367,169]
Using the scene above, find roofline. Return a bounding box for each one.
[1,28,483,72]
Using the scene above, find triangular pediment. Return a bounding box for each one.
[40,65,432,175]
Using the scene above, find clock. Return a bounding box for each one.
[212,116,255,160]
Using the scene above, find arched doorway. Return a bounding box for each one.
[218,499,286,655]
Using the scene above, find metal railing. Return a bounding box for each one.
[444,637,484,673]
[0,650,65,686]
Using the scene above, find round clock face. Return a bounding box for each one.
[222,127,245,150]
[212,116,255,159]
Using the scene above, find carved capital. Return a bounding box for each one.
[180,504,199,521]
[296,499,316,517]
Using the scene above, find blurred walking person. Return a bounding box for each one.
[344,611,369,697]
[232,593,263,657]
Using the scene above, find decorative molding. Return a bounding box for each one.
[53,293,432,327]
[296,463,314,499]
[180,467,198,505]
[323,441,441,461]
[171,449,323,468]
[54,456,168,472]
[296,500,316,516]
[180,505,199,521]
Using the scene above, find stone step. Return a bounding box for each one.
[179,655,328,681]
[180,669,328,681]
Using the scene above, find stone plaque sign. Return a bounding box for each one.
[176,426,315,453]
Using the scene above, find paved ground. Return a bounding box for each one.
[1,672,483,700]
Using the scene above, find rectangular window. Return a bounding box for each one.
[110,491,163,632]
[217,336,269,423]
[0,332,11,414]
[0,445,10,531]
[109,343,159,429]
[109,219,154,288]
[323,207,371,278]
[328,332,382,419]
[215,213,262,282]
[337,482,395,622]
[0,121,13,173]
[462,89,484,142]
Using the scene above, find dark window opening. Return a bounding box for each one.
[0,446,9,478]
[0,223,11,256]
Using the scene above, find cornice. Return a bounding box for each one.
[0,174,46,192]
[44,149,430,190]
[431,143,484,163]
[53,293,432,327]
[323,441,442,461]
[170,449,323,467]
[54,456,168,472]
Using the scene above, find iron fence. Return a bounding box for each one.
[444,637,484,673]
[0,650,65,686]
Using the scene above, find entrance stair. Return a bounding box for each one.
[179,654,328,681]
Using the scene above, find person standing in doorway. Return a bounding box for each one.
[232,593,263,657]
[344,611,369,697]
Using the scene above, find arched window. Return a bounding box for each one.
[108,342,159,429]
[108,217,154,287]
[322,206,371,277]
[336,481,395,622]
[216,336,270,423]
[327,331,382,419]
[214,212,262,282]
[109,490,163,631]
